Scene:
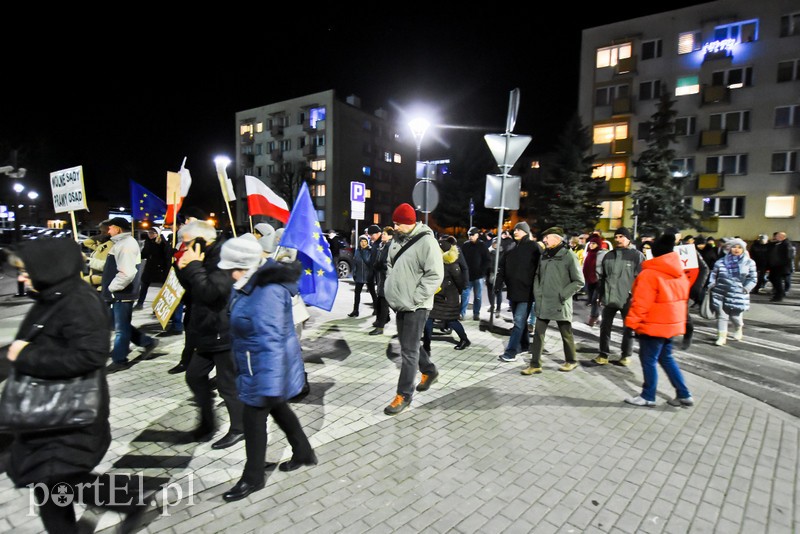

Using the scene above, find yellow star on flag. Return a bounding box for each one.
[317,269,324,276]
[312,231,319,240]
[316,244,323,253]
[305,268,312,275]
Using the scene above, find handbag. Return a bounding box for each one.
[699,286,715,320]
[0,294,102,433]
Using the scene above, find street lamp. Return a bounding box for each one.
[11,183,25,296]
[409,118,431,224]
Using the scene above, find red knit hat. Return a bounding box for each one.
[392,203,417,225]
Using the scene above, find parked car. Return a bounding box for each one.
[329,232,354,279]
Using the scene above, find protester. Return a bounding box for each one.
[366,224,383,308]
[708,238,758,345]
[582,235,608,327]
[348,236,372,317]
[701,237,719,270]
[253,222,277,255]
[218,235,316,502]
[176,220,245,450]
[485,237,504,316]
[81,221,113,288]
[135,227,170,310]
[102,217,159,372]
[768,232,794,302]
[422,239,470,351]
[5,239,111,533]
[369,226,394,335]
[460,227,490,321]
[521,226,584,375]
[624,232,693,407]
[382,203,444,415]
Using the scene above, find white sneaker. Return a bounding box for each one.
[667,397,695,407]
[732,328,743,341]
[624,395,656,407]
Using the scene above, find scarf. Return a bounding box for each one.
[722,252,742,280]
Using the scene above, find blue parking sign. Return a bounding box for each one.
[350,181,366,202]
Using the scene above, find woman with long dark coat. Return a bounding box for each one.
[5,238,111,533]
[422,240,471,351]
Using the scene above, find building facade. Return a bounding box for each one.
[580,0,800,240]
[234,90,416,234]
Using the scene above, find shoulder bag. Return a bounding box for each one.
[0,295,102,433]
[699,286,715,320]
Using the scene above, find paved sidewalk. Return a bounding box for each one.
[0,280,797,533]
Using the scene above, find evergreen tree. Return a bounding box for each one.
[270,164,312,208]
[632,93,699,235]
[526,114,600,234]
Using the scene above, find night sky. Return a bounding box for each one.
[3,4,708,213]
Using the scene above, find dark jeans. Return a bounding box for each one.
[530,318,576,367]
[35,483,77,533]
[586,282,600,318]
[367,277,378,305]
[374,296,390,327]
[111,301,154,363]
[503,301,531,358]
[352,282,364,312]
[396,309,436,399]
[599,303,633,358]
[637,334,691,402]
[185,349,243,433]
[242,400,314,485]
[423,317,467,348]
[770,271,788,300]
[485,280,503,310]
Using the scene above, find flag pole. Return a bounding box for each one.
[249,215,254,234]
[69,211,79,243]
[171,192,178,250]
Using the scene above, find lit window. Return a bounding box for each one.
[706,154,748,175]
[593,122,628,144]
[365,189,372,199]
[676,76,700,96]
[672,157,695,177]
[678,31,702,54]
[384,152,392,163]
[530,161,540,169]
[373,214,380,224]
[775,105,800,128]
[255,122,263,133]
[675,117,697,136]
[709,111,750,132]
[641,39,662,60]
[393,153,402,164]
[712,67,753,89]
[596,43,632,68]
[599,200,624,219]
[777,59,800,82]
[362,166,371,176]
[713,19,759,43]
[771,151,798,173]
[316,210,325,222]
[240,123,254,137]
[311,159,326,172]
[592,162,626,180]
[780,12,800,37]
[309,107,326,128]
[703,196,745,217]
[765,196,796,218]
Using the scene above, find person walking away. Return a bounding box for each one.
[460,227,490,321]
[382,203,444,415]
[135,227,170,310]
[521,227,584,375]
[485,237,504,316]
[423,239,470,351]
[582,235,608,327]
[623,232,693,407]
[101,217,159,372]
[369,226,394,335]
[5,238,111,533]
[708,238,757,345]
[749,234,770,294]
[593,227,644,366]
[176,220,245,450]
[496,221,540,362]
[348,236,372,317]
[218,235,316,502]
[767,232,794,302]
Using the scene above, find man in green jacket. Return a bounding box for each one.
[522,227,585,375]
[383,203,444,415]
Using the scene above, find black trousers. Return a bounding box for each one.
[352,282,364,312]
[35,484,77,533]
[186,349,243,433]
[242,400,314,485]
[374,296,390,327]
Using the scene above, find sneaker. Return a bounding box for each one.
[624,395,656,407]
[498,354,517,362]
[616,357,631,367]
[559,362,578,372]
[520,366,542,375]
[732,328,743,341]
[593,356,609,365]
[472,315,480,321]
[416,371,439,392]
[667,397,695,407]
[384,394,410,415]
[107,361,132,373]
[140,339,161,360]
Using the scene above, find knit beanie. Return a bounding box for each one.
[392,203,417,225]
[613,227,633,241]
[218,234,264,270]
[651,233,676,257]
[514,221,531,235]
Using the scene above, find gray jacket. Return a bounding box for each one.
[533,244,585,321]
[384,223,444,312]
[599,245,645,309]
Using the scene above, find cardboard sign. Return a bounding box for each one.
[50,166,88,213]
[152,267,186,329]
[643,244,698,270]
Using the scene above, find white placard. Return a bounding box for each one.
[644,244,698,270]
[50,165,88,213]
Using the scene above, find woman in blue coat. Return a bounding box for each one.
[708,238,757,345]
[218,235,317,502]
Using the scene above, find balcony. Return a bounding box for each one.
[699,214,719,233]
[697,173,725,192]
[270,124,284,137]
[699,129,727,148]
[611,137,633,155]
[270,149,283,162]
[608,177,631,194]
[615,56,637,76]
[612,97,633,115]
[701,85,730,105]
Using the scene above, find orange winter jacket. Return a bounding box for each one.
[624,251,689,338]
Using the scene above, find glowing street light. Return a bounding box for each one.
[27,191,38,200]
[13,183,24,194]
[409,118,433,225]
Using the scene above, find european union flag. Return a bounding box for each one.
[279,182,339,311]
[130,180,167,222]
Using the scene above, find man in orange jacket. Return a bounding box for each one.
[624,232,694,408]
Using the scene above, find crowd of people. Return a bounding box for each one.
[3,200,796,531]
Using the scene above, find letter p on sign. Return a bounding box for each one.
[350,181,366,203]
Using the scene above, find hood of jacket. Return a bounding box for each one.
[16,237,84,292]
[241,257,302,296]
[442,246,459,265]
[642,251,684,279]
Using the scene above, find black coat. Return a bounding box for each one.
[176,239,234,352]
[7,238,111,487]
[768,239,795,275]
[141,236,170,283]
[374,240,391,296]
[430,248,466,322]
[461,240,490,281]
[496,236,541,303]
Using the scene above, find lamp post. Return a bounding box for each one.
[409,118,430,225]
[12,183,25,297]
[27,190,38,226]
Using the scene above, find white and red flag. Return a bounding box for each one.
[245,175,290,223]
[165,165,192,225]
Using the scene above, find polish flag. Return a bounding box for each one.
[245,175,290,223]
[165,166,192,225]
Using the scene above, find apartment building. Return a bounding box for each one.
[234,90,416,232]
[579,0,800,240]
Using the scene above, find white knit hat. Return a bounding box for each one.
[218,234,263,270]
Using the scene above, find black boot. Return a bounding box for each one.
[454,339,471,350]
[347,310,359,317]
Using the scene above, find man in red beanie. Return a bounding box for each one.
[382,203,444,415]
